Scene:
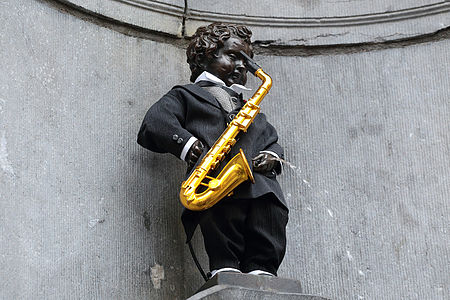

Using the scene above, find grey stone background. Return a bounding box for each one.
[1,0,449,299]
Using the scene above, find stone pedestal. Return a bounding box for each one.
[187,273,330,300]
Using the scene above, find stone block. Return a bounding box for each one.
[185,0,450,45]
[58,0,184,36]
[187,273,330,300]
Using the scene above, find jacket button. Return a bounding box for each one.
[177,138,183,144]
[172,134,178,141]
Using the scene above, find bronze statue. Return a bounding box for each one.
[180,44,274,211]
[138,23,288,279]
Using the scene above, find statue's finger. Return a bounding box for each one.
[252,153,264,161]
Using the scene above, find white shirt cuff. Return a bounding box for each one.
[180,136,198,161]
[260,150,279,159]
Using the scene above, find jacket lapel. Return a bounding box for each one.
[174,84,221,109]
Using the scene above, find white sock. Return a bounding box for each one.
[247,270,275,276]
[210,267,241,278]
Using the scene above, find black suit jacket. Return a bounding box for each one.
[138,83,286,240]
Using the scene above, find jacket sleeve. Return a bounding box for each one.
[264,143,283,175]
[137,90,194,160]
[259,113,284,174]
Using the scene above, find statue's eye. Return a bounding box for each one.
[228,53,236,59]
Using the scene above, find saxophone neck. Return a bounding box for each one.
[239,50,272,93]
[255,69,272,91]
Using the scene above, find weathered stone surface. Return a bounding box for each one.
[189,287,328,300]
[196,272,303,294]
[188,272,329,300]
[57,0,184,36]
[185,0,450,45]
[56,0,450,45]
[258,45,449,299]
[189,0,441,18]
[1,0,449,299]
[0,1,189,299]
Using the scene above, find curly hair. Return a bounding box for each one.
[186,23,253,82]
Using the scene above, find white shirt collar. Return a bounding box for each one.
[194,71,251,94]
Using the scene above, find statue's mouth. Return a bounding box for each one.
[231,72,243,81]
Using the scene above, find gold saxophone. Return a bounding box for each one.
[180,52,272,211]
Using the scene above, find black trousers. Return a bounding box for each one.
[198,193,288,276]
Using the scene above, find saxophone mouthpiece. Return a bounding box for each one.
[240,50,261,75]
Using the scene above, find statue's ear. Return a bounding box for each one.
[197,55,210,72]
[198,59,207,71]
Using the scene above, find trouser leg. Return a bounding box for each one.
[199,198,248,271]
[240,194,289,276]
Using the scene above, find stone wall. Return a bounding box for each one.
[1,0,448,299]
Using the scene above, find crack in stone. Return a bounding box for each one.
[254,26,450,56]
[181,0,188,37]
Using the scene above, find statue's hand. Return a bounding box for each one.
[252,153,278,175]
[186,140,204,168]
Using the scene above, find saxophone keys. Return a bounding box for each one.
[231,120,245,130]
[240,111,251,118]
[208,179,221,191]
[246,102,259,109]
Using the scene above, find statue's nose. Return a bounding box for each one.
[235,59,246,71]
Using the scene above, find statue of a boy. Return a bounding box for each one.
[138,23,288,278]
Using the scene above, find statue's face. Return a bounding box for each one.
[203,37,252,87]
